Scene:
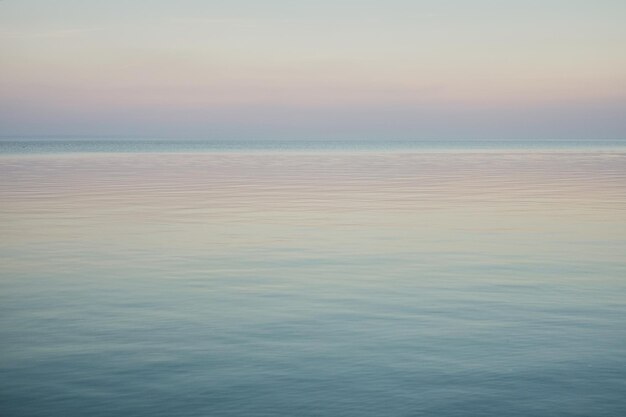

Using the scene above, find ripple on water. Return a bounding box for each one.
[1,147,626,417]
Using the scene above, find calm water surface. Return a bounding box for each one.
[1,141,625,416]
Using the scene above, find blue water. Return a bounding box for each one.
[1,140,625,416]
[2,139,626,155]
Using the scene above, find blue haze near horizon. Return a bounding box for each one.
[1,140,626,416]
[2,1,626,140]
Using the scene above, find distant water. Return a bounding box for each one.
[2,139,626,155]
[1,140,625,417]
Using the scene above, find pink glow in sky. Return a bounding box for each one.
[1,0,625,139]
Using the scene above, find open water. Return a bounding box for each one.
[1,140,625,416]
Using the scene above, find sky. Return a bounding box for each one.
[1,0,625,140]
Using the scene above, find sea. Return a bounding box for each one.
[1,140,625,416]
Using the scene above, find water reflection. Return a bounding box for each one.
[1,149,625,417]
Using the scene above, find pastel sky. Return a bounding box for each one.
[1,0,625,139]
